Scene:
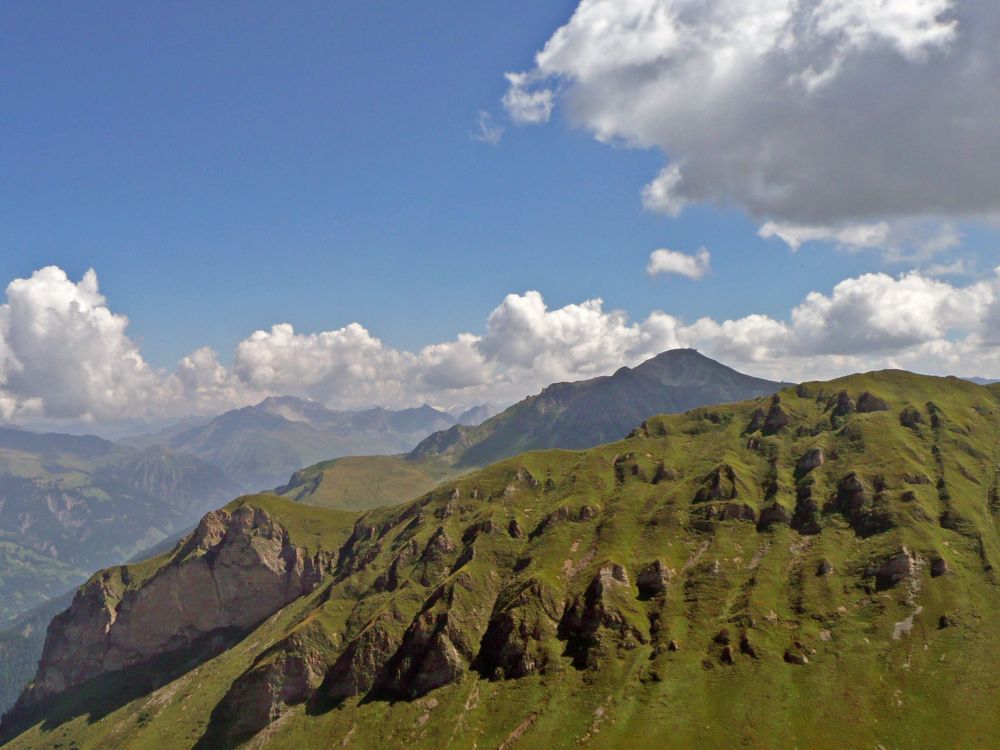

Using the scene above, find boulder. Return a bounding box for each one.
[757,502,791,531]
[784,642,810,665]
[930,556,949,577]
[636,560,670,599]
[856,392,889,413]
[869,548,915,590]
[899,406,924,428]
[796,448,825,474]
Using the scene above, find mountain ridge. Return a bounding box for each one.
[281,350,786,511]
[7,368,995,748]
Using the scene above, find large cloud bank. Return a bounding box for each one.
[1,266,999,425]
[504,0,999,252]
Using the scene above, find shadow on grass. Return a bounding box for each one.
[0,628,244,743]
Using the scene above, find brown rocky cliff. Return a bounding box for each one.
[16,504,324,709]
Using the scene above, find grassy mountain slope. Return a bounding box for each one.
[276,455,454,511]
[134,397,458,492]
[6,370,1000,748]
[281,349,784,512]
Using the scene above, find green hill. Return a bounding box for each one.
[5,370,1000,748]
[279,349,784,512]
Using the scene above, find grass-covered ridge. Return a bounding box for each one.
[6,370,1000,749]
[280,348,784,512]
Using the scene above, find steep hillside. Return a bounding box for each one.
[6,370,1000,749]
[0,428,237,623]
[282,350,784,511]
[133,397,459,492]
[0,527,198,719]
[0,593,74,719]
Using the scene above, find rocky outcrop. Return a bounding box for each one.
[833,473,895,536]
[418,527,458,585]
[559,564,647,668]
[323,614,405,702]
[796,448,825,475]
[652,461,680,484]
[20,505,324,709]
[636,560,671,599]
[478,578,564,679]
[856,392,889,413]
[757,503,791,531]
[830,391,855,418]
[869,547,915,590]
[379,574,494,699]
[695,464,738,502]
[763,397,790,434]
[373,538,421,592]
[899,406,924,428]
[205,622,339,746]
[694,502,756,524]
[746,407,767,433]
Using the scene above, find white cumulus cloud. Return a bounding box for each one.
[0,267,162,422]
[647,248,711,279]
[2,265,1000,429]
[505,0,998,255]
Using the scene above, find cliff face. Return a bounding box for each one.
[15,504,325,711]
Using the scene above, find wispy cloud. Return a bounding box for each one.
[473,110,504,146]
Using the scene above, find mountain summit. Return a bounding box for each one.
[281,350,785,511]
[408,349,785,466]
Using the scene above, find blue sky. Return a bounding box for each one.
[2,1,999,426]
[0,2,904,363]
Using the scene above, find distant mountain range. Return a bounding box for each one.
[0,428,238,624]
[280,349,786,510]
[126,397,492,492]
